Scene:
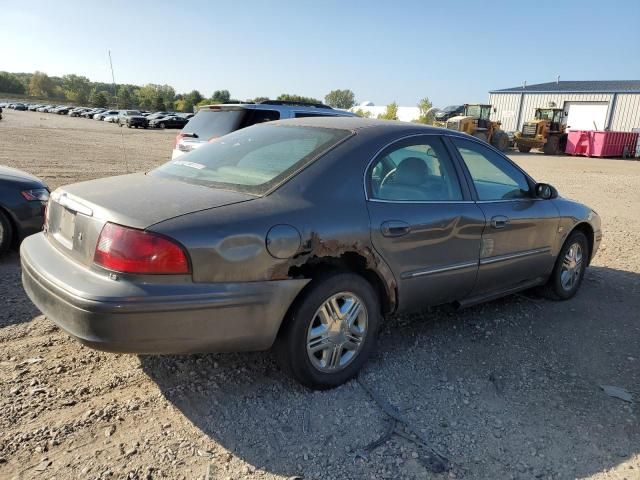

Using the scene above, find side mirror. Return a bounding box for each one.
[535,183,558,199]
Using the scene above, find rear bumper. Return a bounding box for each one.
[21,233,308,354]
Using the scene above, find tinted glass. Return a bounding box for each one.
[452,138,531,200]
[184,109,247,139]
[152,124,351,195]
[368,137,463,201]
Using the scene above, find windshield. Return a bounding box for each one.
[151,124,351,195]
[125,110,140,115]
[464,105,481,117]
[536,109,556,121]
[442,105,461,112]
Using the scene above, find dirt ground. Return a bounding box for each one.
[0,108,638,480]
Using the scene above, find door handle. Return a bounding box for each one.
[491,215,509,229]
[381,220,411,237]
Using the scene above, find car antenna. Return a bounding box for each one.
[108,50,129,174]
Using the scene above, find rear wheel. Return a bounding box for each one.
[473,131,488,143]
[0,210,14,255]
[517,144,532,153]
[543,135,561,155]
[159,122,166,129]
[274,272,381,390]
[491,130,509,152]
[540,230,588,300]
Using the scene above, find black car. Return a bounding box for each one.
[13,103,27,111]
[118,110,148,129]
[0,166,49,254]
[149,115,189,129]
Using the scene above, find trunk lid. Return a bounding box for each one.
[46,173,254,266]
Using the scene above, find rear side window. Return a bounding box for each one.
[152,124,351,195]
[295,112,336,118]
[184,109,247,140]
[240,109,280,126]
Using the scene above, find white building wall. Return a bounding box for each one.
[490,92,640,132]
[610,94,640,131]
[489,93,521,131]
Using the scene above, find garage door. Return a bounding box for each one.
[565,102,608,131]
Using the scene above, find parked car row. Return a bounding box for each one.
[0,102,194,129]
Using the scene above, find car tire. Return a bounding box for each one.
[159,122,166,129]
[0,209,14,255]
[539,230,589,300]
[274,272,381,390]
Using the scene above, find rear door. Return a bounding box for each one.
[365,135,485,312]
[449,137,559,296]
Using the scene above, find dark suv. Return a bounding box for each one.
[118,110,148,129]
[172,100,356,159]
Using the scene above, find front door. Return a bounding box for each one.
[450,137,559,296]
[365,135,485,312]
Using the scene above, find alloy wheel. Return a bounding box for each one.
[306,292,368,372]
[560,242,583,291]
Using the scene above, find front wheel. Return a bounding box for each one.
[540,230,588,300]
[159,122,166,129]
[274,272,381,390]
[491,130,509,152]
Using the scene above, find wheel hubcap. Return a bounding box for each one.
[560,242,583,291]
[306,292,368,372]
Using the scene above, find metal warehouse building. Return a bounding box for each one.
[489,80,640,133]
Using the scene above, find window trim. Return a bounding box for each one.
[446,135,539,203]
[363,134,472,203]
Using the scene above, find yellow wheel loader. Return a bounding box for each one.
[444,104,509,152]
[514,108,568,155]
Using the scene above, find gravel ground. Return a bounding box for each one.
[0,109,638,480]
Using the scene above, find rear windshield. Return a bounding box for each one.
[151,124,351,195]
[182,109,247,140]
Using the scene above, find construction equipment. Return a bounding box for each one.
[514,108,567,154]
[444,104,509,151]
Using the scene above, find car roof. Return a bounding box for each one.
[267,116,454,135]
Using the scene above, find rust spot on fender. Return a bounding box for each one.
[269,232,397,312]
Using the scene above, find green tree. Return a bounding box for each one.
[136,84,159,110]
[377,102,399,120]
[252,96,270,103]
[277,93,322,104]
[210,89,231,104]
[154,95,166,111]
[89,89,108,108]
[415,97,434,124]
[62,74,91,104]
[0,72,25,94]
[181,89,203,112]
[353,108,372,118]
[28,71,55,97]
[324,89,355,109]
[116,86,133,108]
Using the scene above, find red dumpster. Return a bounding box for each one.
[566,130,639,157]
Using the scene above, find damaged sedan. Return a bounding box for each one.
[21,117,601,389]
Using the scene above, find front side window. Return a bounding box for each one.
[452,137,531,200]
[368,137,463,201]
[152,124,351,195]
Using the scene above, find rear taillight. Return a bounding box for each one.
[173,133,184,149]
[94,223,190,274]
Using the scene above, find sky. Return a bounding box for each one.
[1,0,639,107]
